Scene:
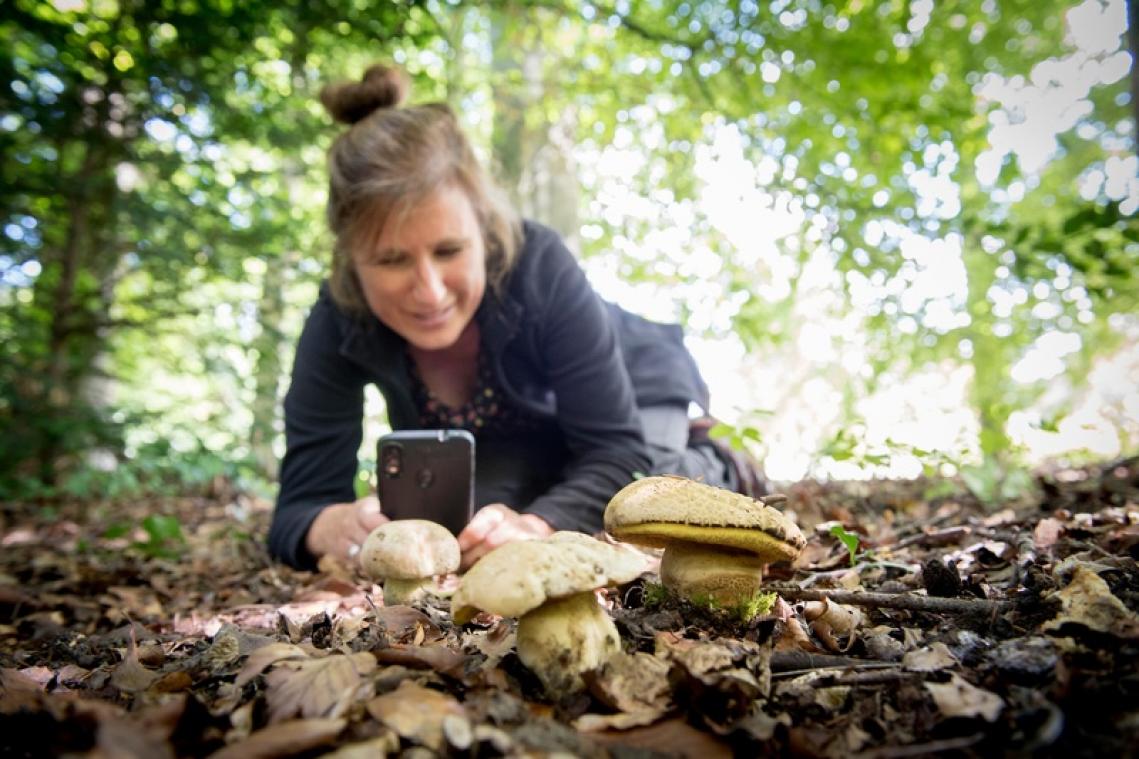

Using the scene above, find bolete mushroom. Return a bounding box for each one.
[360,520,461,606]
[604,475,806,608]
[451,531,650,696]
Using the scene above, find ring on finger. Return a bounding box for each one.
[347,543,361,559]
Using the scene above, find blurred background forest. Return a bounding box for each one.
[1,0,1136,506]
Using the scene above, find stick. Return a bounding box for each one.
[769,651,899,673]
[767,587,1015,614]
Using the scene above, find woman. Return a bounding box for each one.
[268,65,748,571]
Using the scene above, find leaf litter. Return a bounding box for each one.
[1,457,1138,756]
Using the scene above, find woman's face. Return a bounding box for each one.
[353,183,487,352]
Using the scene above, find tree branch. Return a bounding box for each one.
[767,586,1017,614]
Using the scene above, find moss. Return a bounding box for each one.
[641,581,670,609]
[685,589,776,623]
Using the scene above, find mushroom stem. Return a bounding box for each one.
[660,541,766,606]
[382,578,431,606]
[516,591,621,696]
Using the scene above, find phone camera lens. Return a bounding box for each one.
[382,446,401,477]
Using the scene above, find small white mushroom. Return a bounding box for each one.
[451,532,650,696]
[360,520,461,606]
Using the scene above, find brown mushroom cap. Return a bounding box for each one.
[360,520,460,581]
[604,476,806,562]
[451,531,650,624]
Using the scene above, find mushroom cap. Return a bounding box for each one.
[604,476,806,562]
[451,531,650,624]
[360,519,461,581]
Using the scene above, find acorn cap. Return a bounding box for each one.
[604,476,806,563]
[451,532,650,624]
[360,519,460,581]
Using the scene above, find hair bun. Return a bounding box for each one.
[320,64,410,125]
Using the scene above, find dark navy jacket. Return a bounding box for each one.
[268,222,709,568]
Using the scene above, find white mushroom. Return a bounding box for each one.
[451,532,650,696]
[360,520,461,606]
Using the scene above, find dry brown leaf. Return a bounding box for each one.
[902,642,959,672]
[207,718,346,759]
[1033,517,1065,550]
[1044,565,1139,639]
[0,668,45,714]
[924,673,1004,722]
[366,680,466,751]
[461,621,516,667]
[234,642,309,688]
[320,734,401,758]
[574,709,665,732]
[264,652,377,723]
[775,618,822,653]
[584,650,672,719]
[373,643,466,677]
[803,599,862,652]
[372,606,441,643]
[588,716,733,758]
[110,638,159,694]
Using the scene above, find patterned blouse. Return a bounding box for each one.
[407,347,542,438]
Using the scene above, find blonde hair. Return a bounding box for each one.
[319,64,522,317]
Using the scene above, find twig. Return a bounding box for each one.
[770,651,898,673]
[816,670,916,687]
[768,587,1015,614]
[855,733,985,758]
[797,561,919,588]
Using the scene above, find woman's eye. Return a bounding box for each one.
[436,245,462,258]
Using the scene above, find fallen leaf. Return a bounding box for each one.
[207,718,346,759]
[924,673,1004,722]
[0,668,45,714]
[366,680,466,751]
[588,716,732,758]
[461,621,516,667]
[111,637,159,694]
[374,643,466,677]
[264,652,377,723]
[582,650,672,725]
[803,599,862,652]
[321,734,401,758]
[903,642,959,672]
[1043,565,1139,639]
[234,643,309,688]
[1033,518,1064,550]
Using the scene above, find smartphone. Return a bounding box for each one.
[377,429,475,535]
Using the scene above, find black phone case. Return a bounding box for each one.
[377,430,475,535]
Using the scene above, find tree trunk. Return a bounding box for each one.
[249,253,287,479]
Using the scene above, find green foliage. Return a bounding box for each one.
[1,0,1132,498]
[829,523,861,567]
[960,459,1038,506]
[641,581,669,609]
[688,589,777,622]
[132,515,187,560]
[709,420,766,451]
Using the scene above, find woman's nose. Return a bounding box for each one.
[412,259,446,303]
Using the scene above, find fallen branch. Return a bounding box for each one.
[770,651,899,673]
[767,587,1015,614]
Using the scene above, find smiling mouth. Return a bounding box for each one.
[411,306,454,326]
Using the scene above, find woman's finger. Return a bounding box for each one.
[457,503,510,551]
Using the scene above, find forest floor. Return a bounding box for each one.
[2,458,1138,758]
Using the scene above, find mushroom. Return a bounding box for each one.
[604,475,805,609]
[360,520,461,606]
[451,531,650,696]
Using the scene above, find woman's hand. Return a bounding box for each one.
[304,495,389,563]
[457,503,553,570]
